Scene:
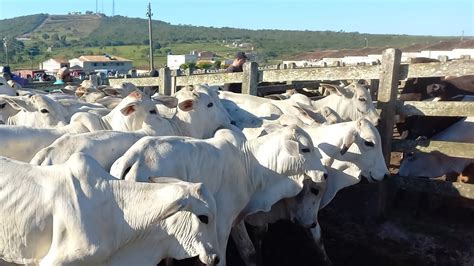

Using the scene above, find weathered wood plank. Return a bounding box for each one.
[392,139,474,159]
[396,101,474,117]
[109,77,160,87]
[376,48,402,219]
[175,72,243,86]
[260,65,380,83]
[159,67,172,95]
[242,62,259,95]
[399,59,474,79]
[390,175,474,200]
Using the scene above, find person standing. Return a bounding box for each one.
[223,51,248,93]
[53,67,72,85]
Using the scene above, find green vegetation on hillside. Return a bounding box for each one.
[0,13,458,69]
[0,14,48,37]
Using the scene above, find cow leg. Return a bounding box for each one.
[308,223,332,266]
[250,224,268,266]
[230,221,257,266]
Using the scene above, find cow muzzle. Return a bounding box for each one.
[199,253,220,265]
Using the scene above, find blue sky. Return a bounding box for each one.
[0,0,472,36]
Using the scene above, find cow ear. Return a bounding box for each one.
[321,84,340,95]
[283,139,300,157]
[149,176,185,184]
[3,97,35,112]
[178,99,195,111]
[340,130,357,155]
[292,104,316,124]
[241,175,304,217]
[102,87,122,96]
[320,166,361,209]
[120,103,137,116]
[155,96,178,109]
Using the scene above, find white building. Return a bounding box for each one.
[39,58,70,75]
[69,55,133,74]
[167,54,198,70]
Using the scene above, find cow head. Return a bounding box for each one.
[251,125,327,183]
[333,118,388,181]
[103,90,163,131]
[320,82,380,125]
[0,94,68,128]
[175,85,233,138]
[149,177,221,265]
[0,77,17,96]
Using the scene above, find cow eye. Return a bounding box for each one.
[310,188,319,196]
[149,109,157,114]
[40,109,49,113]
[364,141,375,147]
[0,83,3,85]
[0,103,5,109]
[358,97,366,102]
[207,102,214,108]
[301,148,311,153]
[198,215,209,224]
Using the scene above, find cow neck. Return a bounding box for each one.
[106,180,183,238]
[241,135,287,189]
[312,94,349,121]
[167,114,190,137]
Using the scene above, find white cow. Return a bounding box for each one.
[399,116,474,178]
[31,86,232,170]
[307,83,380,125]
[0,153,219,265]
[0,77,16,96]
[0,90,167,162]
[219,91,316,125]
[110,126,327,265]
[233,118,388,265]
[0,94,69,128]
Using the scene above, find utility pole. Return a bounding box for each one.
[364,37,368,48]
[146,2,154,71]
[96,0,98,14]
[2,37,9,65]
[112,0,115,16]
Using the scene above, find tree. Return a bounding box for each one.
[42,33,49,40]
[51,34,59,42]
[196,61,212,70]
[212,60,221,69]
[153,42,161,50]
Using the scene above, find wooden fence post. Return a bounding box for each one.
[171,69,179,95]
[242,61,259,95]
[159,67,171,95]
[376,48,402,220]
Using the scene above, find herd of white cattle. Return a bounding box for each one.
[0,77,389,266]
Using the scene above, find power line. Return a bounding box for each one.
[2,37,9,65]
[146,2,154,71]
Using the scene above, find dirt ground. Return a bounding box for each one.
[225,182,474,266]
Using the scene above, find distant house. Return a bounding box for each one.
[69,55,133,74]
[167,54,198,70]
[40,58,70,75]
[190,51,215,60]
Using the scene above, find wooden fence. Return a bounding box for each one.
[112,49,474,217]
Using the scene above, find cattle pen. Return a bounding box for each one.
[111,48,474,265]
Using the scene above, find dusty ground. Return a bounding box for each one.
[225,182,473,266]
[225,148,474,266]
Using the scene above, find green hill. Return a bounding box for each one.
[0,13,459,69]
[0,14,48,37]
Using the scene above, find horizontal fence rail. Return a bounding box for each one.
[392,140,474,159]
[396,101,474,117]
